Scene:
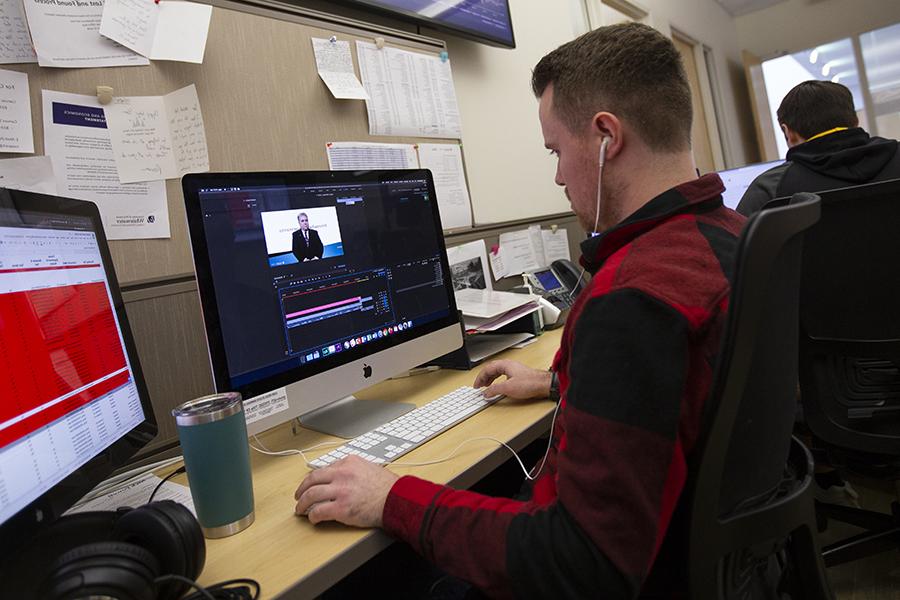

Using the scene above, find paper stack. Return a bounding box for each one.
[455,288,540,333]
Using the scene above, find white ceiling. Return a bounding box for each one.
[714,0,789,17]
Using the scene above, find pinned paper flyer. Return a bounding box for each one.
[447,240,492,292]
[104,84,210,183]
[100,0,213,63]
[312,37,369,100]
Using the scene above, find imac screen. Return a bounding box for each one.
[184,170,458,398]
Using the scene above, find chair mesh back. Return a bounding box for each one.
[800,181,900,341]
[719,235,803,514]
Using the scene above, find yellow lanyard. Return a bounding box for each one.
[806,127,849,142]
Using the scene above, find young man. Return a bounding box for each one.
[737,80,900,216]
[294,23,745,597]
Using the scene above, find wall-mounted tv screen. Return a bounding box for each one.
[338,0,515,48]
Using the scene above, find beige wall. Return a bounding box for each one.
[579,0,759,167]
[735,0,900,57]
[427,0,577,225]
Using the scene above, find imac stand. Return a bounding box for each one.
[299,396,415,439]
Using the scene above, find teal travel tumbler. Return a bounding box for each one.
[173,393,255,538]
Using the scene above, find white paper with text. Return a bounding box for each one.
[0,0,38,64]
[356,41,461,138]
[42,90,168,239]
[24,0,148,68]
[417,143,472,229]
[0,69,33,152]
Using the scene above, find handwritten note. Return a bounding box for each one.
[104,84,208,183]
[311,37,368,100]
[100,0,212,63]
[166,84,209,176]
[0,0,37,64]
[0,69,33,152]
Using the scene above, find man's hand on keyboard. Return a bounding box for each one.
[474,359,552,400]
[294,455,399,528]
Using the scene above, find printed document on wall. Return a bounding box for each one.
[0,69,33,153]
[0,156,56,194]
[100,0,212,63]
[356,41,461,138]
[417,143,471,229]
[326,141,417,170]
[23,0,148,68]
[42,90,168,239]
[311,37,368,100]
[0,0,37,64]
[104,84,210,183]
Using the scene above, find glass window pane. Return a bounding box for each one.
[760,39,865,158]
[861,22,900,140]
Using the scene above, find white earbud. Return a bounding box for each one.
[592,137,611,234]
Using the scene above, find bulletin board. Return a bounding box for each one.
[0,0,458,285]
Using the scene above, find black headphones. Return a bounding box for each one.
[39,500,205,600]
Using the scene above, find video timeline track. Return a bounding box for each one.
[280,271,409,363]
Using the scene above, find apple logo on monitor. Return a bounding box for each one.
[363,364,372,378]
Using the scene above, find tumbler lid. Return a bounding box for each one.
[173,392,243,426]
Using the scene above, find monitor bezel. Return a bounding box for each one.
[332,0,515,48]
[182,169,462,403]
[0,188,157,558]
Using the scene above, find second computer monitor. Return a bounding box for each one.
[183,170,463,436]
[718,160,784,210]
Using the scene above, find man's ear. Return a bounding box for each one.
[781,123,806,148]
[591,112,623,160]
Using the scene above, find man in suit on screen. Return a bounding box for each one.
[292,212,323,261]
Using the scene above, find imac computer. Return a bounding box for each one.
[0,189,157,560]
[718,160,784,209]
[182,170,463,437]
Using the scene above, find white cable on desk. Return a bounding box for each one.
[253,399,562,482]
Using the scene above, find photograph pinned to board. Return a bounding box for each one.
[100,0,213,64]
[447,239,492,292]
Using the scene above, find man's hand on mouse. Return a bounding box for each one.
[294,455,399,527]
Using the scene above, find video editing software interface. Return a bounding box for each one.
[0,214,145,525]
[196,175,454,388]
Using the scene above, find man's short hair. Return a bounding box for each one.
[531,22,693,153]
[297,212,308,220]
[776,80,859,139]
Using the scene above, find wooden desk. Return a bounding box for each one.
[192,329,561,599]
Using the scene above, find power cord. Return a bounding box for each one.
[250,398,563,482]
[155,574,260,599]
[147,465,187,504]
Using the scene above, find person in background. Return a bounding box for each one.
[737,80,900,216]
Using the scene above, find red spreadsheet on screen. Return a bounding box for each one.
[0,269,129,449]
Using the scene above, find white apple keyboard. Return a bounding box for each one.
[309,386,500,468]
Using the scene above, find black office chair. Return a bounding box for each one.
[796,178,900,567]
[678,193,832,599]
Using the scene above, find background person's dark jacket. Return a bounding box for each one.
[737,128,900,216]
[292,228,324,261]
